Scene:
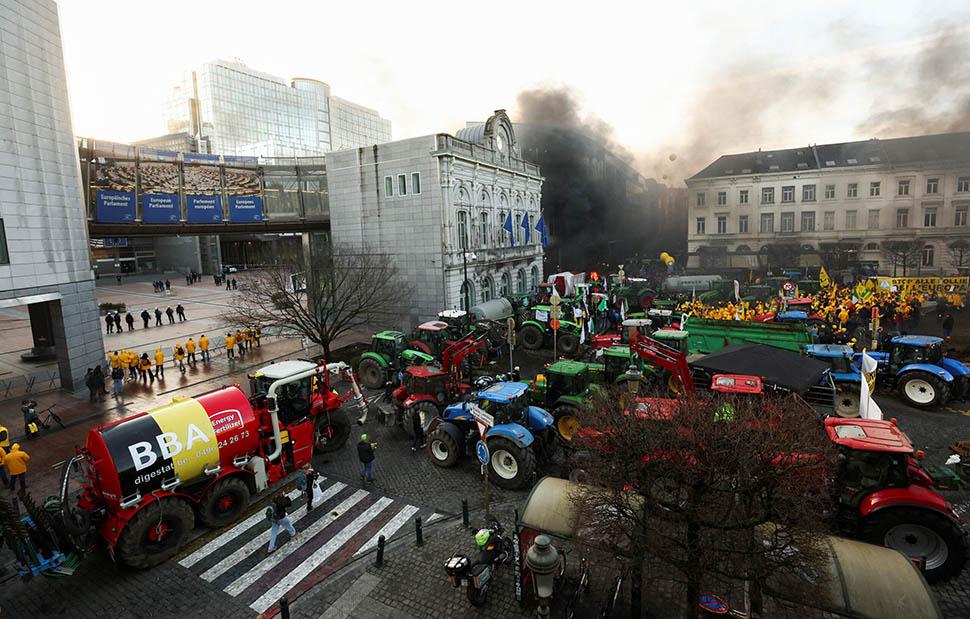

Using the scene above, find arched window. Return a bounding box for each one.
[460,280,474,311]
[481,276,495,302]
[514,213,524,246]
[516,269,526,293]
[735,245,751,253]
[500,272,511,297]
[456,211,468,250]
[480,211,490,248]
[530,266,540,290]
[865,242,879,251]
[497,210,508,246]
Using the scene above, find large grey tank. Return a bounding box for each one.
[469,298,514,322]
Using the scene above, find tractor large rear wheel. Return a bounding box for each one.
[520,325,544,351]
[861,507,968,582]
[557,333,580,356]
[552,404,581,442]
[198,476,250,528]
[898,372,948,409]
[427,423,460,468]
[487,437,536,490]
[315,409,352,453]
[117,497,194,569]
[834,386,861,418]
[403,401,439,439]
[357,357,386,389]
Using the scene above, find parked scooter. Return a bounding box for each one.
[444,519,514,606]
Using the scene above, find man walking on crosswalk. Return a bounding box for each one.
[266,492,297,554]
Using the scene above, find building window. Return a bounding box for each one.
[926,177,939,194]
[922,245,935,267]
[782,186,795,203]
[696,192,706,207]
[959,176,970,193]
[516,269,526,293]
[716,191,727,206]
[531,265,540,290]
[459,280,474,311]
[398,174,407,196]
[896,209,909,228]
[845,210,857,229]
[480,211,490,247]
[384,176,393,197]
[739,189,749,204]
[823,211,835,231]
[800,212,815,231]
[802,184,816,202]
[738,215,748,233]
[717,215,727,234]
[865,242,879,251]
[868,209,880,229]
[411,172,421,194]
[781,212,794,232]
[481,276,495,302]
[457,211,468,250]
[500,272,511,297]
[824,184,836,200]
[956,207,968,227]
[898,179,910,196]
[847,183,858,198]
[696,217,706,235]
[760,213,774,233]
[869,182,880,197]
[761,187,774,204]
[924,208,937,227]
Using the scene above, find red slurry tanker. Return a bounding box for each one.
[59,360,367,568]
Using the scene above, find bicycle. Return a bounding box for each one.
[563,554,590,619]
[601,569,626,618]
[36,403,65,431]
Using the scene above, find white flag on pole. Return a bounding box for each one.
[859,351,882,420]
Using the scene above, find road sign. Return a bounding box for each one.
[476,440,490,465]
[781,281,794,292]
[469,404,494,429]
[550,319,560,330]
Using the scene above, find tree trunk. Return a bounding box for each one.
[684,520,701,619]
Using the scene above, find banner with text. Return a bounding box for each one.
[874,276,969,295]
[142,193,180,224]
[228,195,263,222]
[186,195,223,223]
[95,190,135,223]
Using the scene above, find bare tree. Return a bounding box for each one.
[223,244,409,358]
[571,389,836,619]
[881,240,924,276]
[948,239,970,273]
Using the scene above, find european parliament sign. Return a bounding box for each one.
[228,196,263,223]
[96,190,135,223]
[142,194,180,224]
[185,195,223,223]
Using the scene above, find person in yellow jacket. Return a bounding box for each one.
[173,343,186,374]
[245,326,254,350]
[128,350,140,381]
[253,325,261,348]
[139,353,155,382]
[225,333,236,359]
[186,337,197,365]
[110,350,122,370]
[235,329,247,358]
[5,443,29,492]
[154,346,165,379]
[199,334,210,362]
[0,444,8,487]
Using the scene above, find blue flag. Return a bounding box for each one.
[521,212,531,244]
[535,214,548,247]
[503,211,515,247]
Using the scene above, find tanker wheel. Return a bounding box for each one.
[198,477,250,528]
[861,507,968,583]
[519,325,544,350]
[357,357,386,389]
[834,386,861,418]
[557,333,580,356]
[403,401,439,439]
[116,497,194,569]
[315,410,352,453]
[427,424,460,468]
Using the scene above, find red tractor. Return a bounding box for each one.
[57,360,367,569]
[391,333,490,438]
[407,320,489,367]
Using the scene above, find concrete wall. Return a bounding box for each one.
[0,0,104,388]
[154,236,203,274]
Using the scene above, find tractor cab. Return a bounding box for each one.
[806,344,858,377]
[476,382,532,427]
[888,335,945,371]
[650,328,689,355]
[545,360,593,401]
[437,310,468,340]
[401,365,450,406]
[249,360,318,426]
[603,346,639,383]
[372,330,408,363]
[826,418,915,508]
[411,320,451,357]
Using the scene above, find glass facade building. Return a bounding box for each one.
[163,60,391,158]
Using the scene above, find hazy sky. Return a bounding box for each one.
[58,0,970,177]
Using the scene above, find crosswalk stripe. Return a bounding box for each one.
[200,482,347,582]
[223,489,370,596]
[426,512,443,523]
[179,487,304,569]
[250,496,395,613]
[354,504,420,557]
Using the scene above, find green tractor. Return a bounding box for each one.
[356,330,435,389]
[518,303,584,355]
[532,359,604,441]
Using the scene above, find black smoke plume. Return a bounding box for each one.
[514,88,685,272]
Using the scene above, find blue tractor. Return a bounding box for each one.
[425,382,557,489]
[805,344,863,417]
[861,335,970,409]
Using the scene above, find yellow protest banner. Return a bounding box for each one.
[819,266,830,288]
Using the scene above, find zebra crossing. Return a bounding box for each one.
[178,477,445,615]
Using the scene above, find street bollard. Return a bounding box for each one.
[461,499,469,528]
[415,516,424,546]
[279,596,290,619]
[375,534,385,568]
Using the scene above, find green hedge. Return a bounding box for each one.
[99,302,127,314]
